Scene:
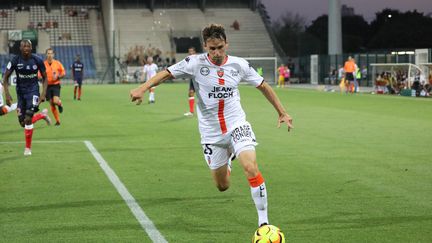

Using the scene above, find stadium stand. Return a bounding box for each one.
[27,5,96,79]
[0,9,15,30]
[115,8,275,59]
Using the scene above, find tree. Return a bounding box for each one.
[368,9,432,49]
[272,12,306,57]
[305,14,369,54]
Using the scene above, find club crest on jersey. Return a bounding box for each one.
[32,65,37,70]
[200,67,210,76]
[217,69,224,77]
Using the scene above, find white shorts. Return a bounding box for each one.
[202,121,258,170]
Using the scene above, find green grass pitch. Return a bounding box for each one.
[1,84,431,242]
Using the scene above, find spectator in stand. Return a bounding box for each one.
[231,20,240,30]
[1,10,8,18]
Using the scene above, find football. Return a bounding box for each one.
[252,224,285,243]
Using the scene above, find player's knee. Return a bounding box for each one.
[25,109,34,117]
[216,183,229,192]
[23,117,32,125]
[242,163,259,177]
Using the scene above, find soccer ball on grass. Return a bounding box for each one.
[252,224,285,243]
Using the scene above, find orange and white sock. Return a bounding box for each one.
[248,172,268,226]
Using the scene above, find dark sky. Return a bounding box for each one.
[264,0,432,23]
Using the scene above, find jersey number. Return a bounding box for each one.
[203,144,213,155]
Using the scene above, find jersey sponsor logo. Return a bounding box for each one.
[200,67,210,76]
[217,69,224,77]
[26,65,30,70]
[231,124,252,143]
[17,73,38,79]
[230,70,239,77]
[209,86,233,99]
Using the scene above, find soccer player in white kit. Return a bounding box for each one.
[130,24,293,227]
[142,56,158,104]
[0,82,18,116]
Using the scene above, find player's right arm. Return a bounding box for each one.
[130,70,173,104]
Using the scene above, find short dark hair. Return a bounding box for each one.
[46,47,55,54]
[20,39,32,46]
[202,24,226,43]
[188,47,196,51]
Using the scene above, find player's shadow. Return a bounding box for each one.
[286,212,432,230]
[138,195,241,206]
[161,116,193,123]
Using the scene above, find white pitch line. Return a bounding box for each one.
[84,141,168,243]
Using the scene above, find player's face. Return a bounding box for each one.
[20,42,32,57]
[46,50,54,61]
[205,38,227,65]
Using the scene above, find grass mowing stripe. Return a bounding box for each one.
[84,140,168,243]
[0,140,83,144]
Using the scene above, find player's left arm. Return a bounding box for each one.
[36,58,48,103]
[256,81,293,132]
[39,71,48,104]
[58,61,66,79]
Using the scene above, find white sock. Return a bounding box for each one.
[149,92,155,101]
[9,103,17,112]
[251,182,268,226]
[5,103,17,113]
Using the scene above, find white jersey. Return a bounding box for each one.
[168,53,264,143]
[0,83,3,106]
[143,63,158,81]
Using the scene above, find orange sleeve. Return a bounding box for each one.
[57,61,66,76]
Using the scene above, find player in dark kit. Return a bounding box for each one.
[2,40,50,156]
[72,54,84,100]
